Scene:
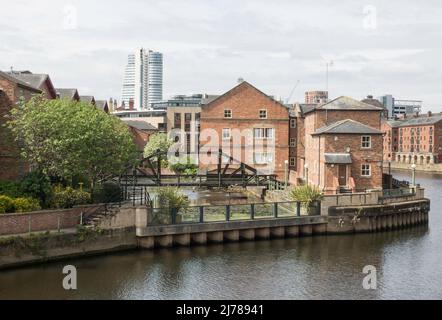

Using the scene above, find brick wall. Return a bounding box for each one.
[0,204,105,236]
[200,82,289,179]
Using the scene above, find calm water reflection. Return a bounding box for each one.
[0,170,440,300]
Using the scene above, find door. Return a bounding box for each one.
[338,165,347,186]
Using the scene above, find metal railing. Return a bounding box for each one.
[381,188,415,198]
[146,200,321,226]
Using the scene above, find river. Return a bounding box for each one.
[0,170,440,300]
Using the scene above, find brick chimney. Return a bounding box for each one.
[129,98,134,110]
[428,111,432,117]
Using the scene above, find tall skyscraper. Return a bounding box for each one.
[120,48,163,110]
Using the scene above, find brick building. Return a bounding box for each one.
[6,71,57,99]
[123,120,159,152]
[0,71,42,180]
[384,112,442,164]
[305,91,328,104]
[290,97,384,193]
[199,81,290,178]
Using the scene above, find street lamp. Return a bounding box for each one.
[284,160,289,189]
[304,163,309,185]
[411,163,417,187]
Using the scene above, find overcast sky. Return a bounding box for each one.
[1,0,442,110]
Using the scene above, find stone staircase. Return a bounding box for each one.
[83,204,121,230]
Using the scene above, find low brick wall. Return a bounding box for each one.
[0,204,105,236]
[387,161,442,173]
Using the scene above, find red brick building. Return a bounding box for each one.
[6,71,57,99]
[199,81,290,178]
[384,112,442,164]
[123,120,159,152]
[0,71,42,180]
[291,97,384,193]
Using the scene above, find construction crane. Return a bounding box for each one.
[285,80,300,104]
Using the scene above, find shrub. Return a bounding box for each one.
[0,195,14,214]
[0,181,23,198]
[51,187,91,209]
[92,182,122,203]
[156,187,190,211]
[169,156,198,175]
[20,171,52,207]
[13,198,41,213]
[289,184,323,212]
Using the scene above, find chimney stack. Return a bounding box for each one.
[428,111,432,117]
[128,98,134,110]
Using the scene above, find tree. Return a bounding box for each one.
[7,95,138,188]
[143,132,173,167]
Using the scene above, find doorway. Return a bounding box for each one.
[338,165,347,186]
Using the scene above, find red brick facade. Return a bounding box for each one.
[0,73,41,181]
[200,82,289,179]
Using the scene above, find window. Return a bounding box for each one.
[185,113,192,122]
[174,113,181,129]
[361,164,371,177]
[222,128,231,140]
[290,138,296,147]
[290,119,296,128]
[254,152,273,164]
[290,157,296,166]
[224,109,232,118]
[361,136,371,148]
[259,109,267,119]
[253,128,274,139]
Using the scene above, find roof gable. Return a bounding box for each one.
[0,71,42,93]
[313,119,383,135]
[202,81,287,111]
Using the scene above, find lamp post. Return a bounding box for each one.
[411,163,417,187]
[304,163,309,185]
[388,160,392,189]
[284,160,289,189]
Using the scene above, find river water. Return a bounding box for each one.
[0,170,441,300]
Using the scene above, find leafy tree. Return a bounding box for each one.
[143,133,174,167]
[20,170,52,207]
[168,155,198,175]
[7,95,138,189]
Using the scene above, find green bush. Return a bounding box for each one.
[51,187,91,209]
[168,156,198,175]
[13,198,41,213]
[0,181,23,198]
[289,184,323,212]
[20,171,52,207]
[0,195,14,214]
[92,182,122,203]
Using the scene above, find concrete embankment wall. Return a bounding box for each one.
[0,227,137,270]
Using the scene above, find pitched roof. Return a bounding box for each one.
[313,119,383,135]
[201,95,220,105]
[95,100,108,112]
[80,95,95,103]
[324,153,352,164]
[7,72,57,98]
[398,114,442,127]
[317,96,384,111]
[202,81,287,109]
[56,88,79,100]
[0,71,42,93]
[123,120,158,131]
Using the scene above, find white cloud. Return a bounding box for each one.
[1,0,441,109]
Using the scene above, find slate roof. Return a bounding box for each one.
[80,95,95,104]
[397,114,442,127]
[313,119,383,135]
[299,104,317,115]
[317,96,384,111]
[56,88,79,100]
[201,95,220,105]
[0,71,42,92]
[123,120,158,131]
[95,100,108,112]
[7,72,47,89]
[324,153,352,164]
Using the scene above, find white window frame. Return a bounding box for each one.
[361,136,371,149]
[254,152,274,164]
[290,138,296,147]
[290,157,296,166]
[259,109,267,119]
[361,164,371,177]
[224,109,232,118]
[253,128,274,140]
[222,128,231,140]
[290,119,296,128]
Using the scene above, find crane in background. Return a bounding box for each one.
[285,80,300,104]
